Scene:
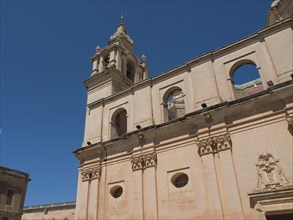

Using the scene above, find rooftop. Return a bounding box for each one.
[0,166,30,179]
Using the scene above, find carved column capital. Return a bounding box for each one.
[131,152,157,171]
[196,137,214,156]
[131,155,144,171]
[81,165,101,182]
[197,133,232,157]
[143,152,157,168]
[214,133,232,152]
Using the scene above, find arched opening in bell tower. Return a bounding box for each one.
[103,54,110,69]
[126,60,135,82]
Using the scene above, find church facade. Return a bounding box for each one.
[22,0,293,219]
[73,1,293,219]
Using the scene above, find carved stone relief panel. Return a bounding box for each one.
[196,133,232,156]
[256,153,289,190]
[81,165,101,182]
[131,152,157,171]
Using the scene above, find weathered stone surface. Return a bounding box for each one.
[23,1,293,219]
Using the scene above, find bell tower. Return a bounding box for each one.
[85,21,149,99]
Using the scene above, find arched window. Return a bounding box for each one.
[163,88,185,122]
[126,60,135,82]
[230,62,263,99]
[232,63,260,85]
[111,108,127,138]
[103,54,110,69]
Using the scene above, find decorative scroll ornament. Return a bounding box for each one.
[81,166,101,182]
[256,154,289,190]
[131,152,157,171]
[196,133,232,156]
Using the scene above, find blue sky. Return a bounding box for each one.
[1,0,272,206]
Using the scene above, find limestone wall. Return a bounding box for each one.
[22,203,75,220]
[82,18,293,146]
[74,17,293,220]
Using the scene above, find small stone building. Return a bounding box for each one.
[0,166,30,220]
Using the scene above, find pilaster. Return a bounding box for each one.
[130,164,144,219]
[75,171,89,220]
[83,165,101,220]
[131,151,158,219]
[197,133,244,219]
[218,147,244,219]
[75,165,101,220]
[197,148,223,219]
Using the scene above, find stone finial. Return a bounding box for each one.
[141,54,147,63]
[271,0,281,8]
[95,45,101,52]
[110,22,133,44]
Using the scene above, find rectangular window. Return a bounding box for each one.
[6,190,14,205]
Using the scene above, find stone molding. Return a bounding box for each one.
[286,116,293,127]
[196,133,232,156]
[256,153,289,190]
[248,185,293,214]
[81,166,101,182]
[0,166,30,179]
[131,152,157,171]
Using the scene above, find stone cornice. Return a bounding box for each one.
[23,201,76,212]
[0,166,30,180]
[248,185,293,212]
[286,115,293,127]
[84,66,133,91]
[87,78,152,109]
